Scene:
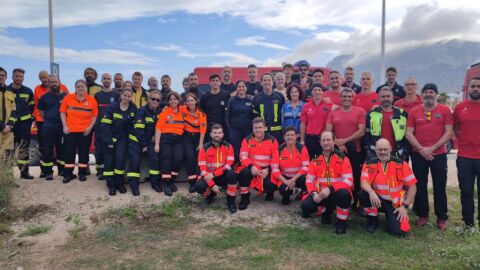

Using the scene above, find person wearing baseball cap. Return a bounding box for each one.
[406,83,453,230]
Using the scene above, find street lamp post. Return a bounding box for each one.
[48,0,54,74]
[380,0,386,81]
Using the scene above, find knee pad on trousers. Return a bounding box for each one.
[279,184,292,196]
[263,179,277,193]
[238,168,252,187]
[224,170,237,185]
[335,189,352,208]
[358,190,371,208]
[301,195,317,215]
[195,179,208,194]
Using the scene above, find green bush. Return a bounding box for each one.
[0,148,16,221]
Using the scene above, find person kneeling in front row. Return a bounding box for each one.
[195,124,238,213]
[301,131,354,234]
[359,138,417,237]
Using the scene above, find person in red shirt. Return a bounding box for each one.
[326,88,366,208]
[454,77,480,232]
[406,83,453,230]
[195,124,237,213]
[60,80,98,182]
[274,127,309,205]
[301,131,354,234]
[154,92,184,196]
[300,84,338,158]
[395,78,423,114]
[359,139,417,237]
[353,72,380,113]
[323,71,342,106]
[237,117,280,210]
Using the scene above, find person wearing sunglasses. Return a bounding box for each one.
[126,90,163,196]
[406,83,453,230]
[93,73,120,180]
[395,78,423,114]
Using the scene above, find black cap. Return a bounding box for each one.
[421,83,438,93]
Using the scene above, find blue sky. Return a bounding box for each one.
[0,0,478,91]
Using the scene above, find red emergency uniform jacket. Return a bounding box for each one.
[198,141,235,187]
[273,142,309,187]
[238,133,280,191]
[306,150,353,194]
[360,157,416,208]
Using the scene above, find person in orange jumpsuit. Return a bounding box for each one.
[195,124,237,213]
[273,126,309,205]
[359,138,417,237]
[237,117,280,210]
[301,131,353,234]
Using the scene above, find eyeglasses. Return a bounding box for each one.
[300,68,308,71]
[470,85,480,88]
[405,83,417,86]
[425,111,431,122]
[150,98,160,102]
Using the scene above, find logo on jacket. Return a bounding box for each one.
[220,101,225,106]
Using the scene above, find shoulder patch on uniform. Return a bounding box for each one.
[203,142,213,151]
[334,149,346,159]
[390,156,402,164]
[366,157,379,165]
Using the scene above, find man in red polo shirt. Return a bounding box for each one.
[323,71,342,106]
[395,78,422,114]
[300,84,338,158]
[353,72,380,113]
[406,83,453,230]
[454,77,480,233]
[326,88,366,207]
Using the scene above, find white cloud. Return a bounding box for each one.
[235,36,289,50]
[0,35,156,65]
[4,0,480,32]
[210,51,261,66]
[149,44,200,59]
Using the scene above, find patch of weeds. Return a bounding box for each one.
[18,204,51,221]
[431,238,480,269]
[65,213,86,238]
[19,225,52,237]
[202,226,258,250]
[95,224,126,243]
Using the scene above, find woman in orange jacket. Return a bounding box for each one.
[60,80,98,183]
[154,92,184,196]
[180,93,207,192]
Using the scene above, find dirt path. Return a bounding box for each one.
[4,155,460,269]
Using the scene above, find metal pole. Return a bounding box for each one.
[380,0,386,81]
[48,0,54,74]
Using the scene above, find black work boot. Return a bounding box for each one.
[130,181,140,196]
[20,167,34,180]
[45,173,53,181]
[163,181,173,196]
[62,170,74,183]
[321,212,332,224]
[39,166,47,178]
[151,181,163,193]
[238,193,250,210]
[107,179,116,196]
[96,169,105,180]
[281,195,291,205]
[57,165,64,177]
[366,216,379,233]
[188,180,196,193]
[265,192,274,201]
[227,195,237,213]
[335,220,347,234]
[171,175,178,192]
[205,192,216,205]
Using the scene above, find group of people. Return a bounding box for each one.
[0,62,479,236]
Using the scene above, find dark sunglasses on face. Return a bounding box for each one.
[150,98,160,102]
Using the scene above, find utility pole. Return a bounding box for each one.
[48,0,59,77]
[380,0,386,81]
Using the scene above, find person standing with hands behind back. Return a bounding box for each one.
[60,80,98,183]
